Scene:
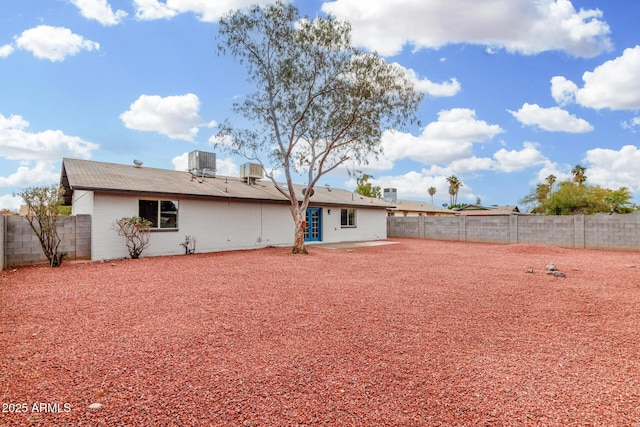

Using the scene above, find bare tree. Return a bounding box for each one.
[113,216,152,259]
[216,2,423,254]
[17,185,66,267]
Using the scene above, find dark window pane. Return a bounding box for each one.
[139,200,158,228]
[341,208,356,227]
[160,200,178,229]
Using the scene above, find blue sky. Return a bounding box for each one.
[1,0,639,211]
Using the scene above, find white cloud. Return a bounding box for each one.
[532,161,572,185]
[508,103,593,133]
[216,157,240,177]
[133,0,263,22]
[356,170,447,201]
[133,0,177,20]
[344,154,394,172]
[361,169,481,203]
[14,26,100,62]
[381,108,504,165]
[120,93,206,141]
[0,194,23,211]
[550,75,578,105]
[419,156,494,177]
[352,142,548,203]
[584,145,640,192]
[321,0,612,57]
[172,152,189,170]
[0,44,14,58]
[553,46,640,110]
[402,67,460,97]
[0,113,99,161]
[622,117,640,131]
[70,0,128,26]
[0,161,59,187]
[493,142,547,172]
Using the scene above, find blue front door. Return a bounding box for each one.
[304,208,322,242]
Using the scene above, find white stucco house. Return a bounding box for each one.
[60,153,393,260]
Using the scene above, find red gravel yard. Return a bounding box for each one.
[2,238,640,426]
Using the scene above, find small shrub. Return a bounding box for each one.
[113,216,152,259]
[180,235,197,254]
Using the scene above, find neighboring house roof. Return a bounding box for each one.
[388,199,454,215]
[60,158,393,209]
[453,204,521,215]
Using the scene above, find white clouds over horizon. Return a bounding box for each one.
[552,45,640,110]
[584,145,640,192]
[120,93,210,141]
[321,0,612,57]
[0,194,23,212]
[12,25,100,62]
[380,108,504,165]
[0,161,59,188]
[493,142,547,172]
[70,0,128,26]
[354,138,549,202]
[508,103,593,133]
[0,113,98,205]
[0,113,99,161]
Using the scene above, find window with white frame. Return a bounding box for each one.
[340,208,356,228]
[139,200,179,229]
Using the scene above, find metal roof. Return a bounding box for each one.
[60,158,393,209]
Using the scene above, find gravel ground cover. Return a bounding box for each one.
[2,238,640,426]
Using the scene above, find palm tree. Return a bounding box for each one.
[535,183,550,204]
[428,186,436,205]
[545,174,556,194]
[571,164,587,185]
[448,186,456,206]
[446,175,462,206]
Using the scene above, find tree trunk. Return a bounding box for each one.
[291,209,308,255]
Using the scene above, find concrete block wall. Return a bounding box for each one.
[388,214,640,251]
[387,217,420,238]
[0,215,5,271]
[4,215,91,268]
[424,216,460,241]
[465,216,510,244]
[516,216,576,247]
[584,214,640,250]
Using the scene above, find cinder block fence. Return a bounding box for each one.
[387,214,640,251]
[2,215,91,269]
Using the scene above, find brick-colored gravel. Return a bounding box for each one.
[2,238,640,426]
